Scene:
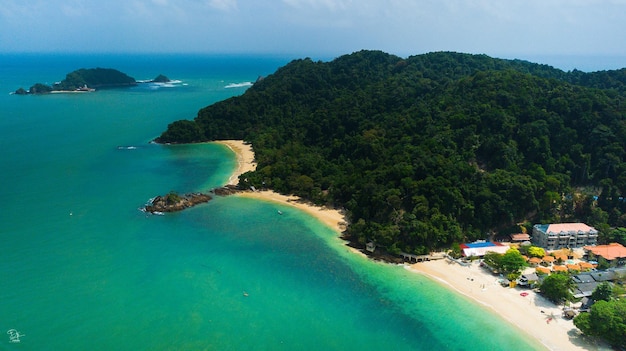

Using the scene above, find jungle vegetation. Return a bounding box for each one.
[157,50,626,255]
[54,68,136,90]
[15,68,136,93]
[574,298,626,349]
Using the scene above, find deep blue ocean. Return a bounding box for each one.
[0,53,556,350]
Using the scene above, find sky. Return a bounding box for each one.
[1,0,626,65]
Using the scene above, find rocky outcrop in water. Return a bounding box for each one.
[144,192,212,213]
[211,185,244,196]
[151,74,170,83]
[143,185,248,214]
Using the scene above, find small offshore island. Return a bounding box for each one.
[13,68,172,94]
[143,191,213,214]
[142,185,243,214]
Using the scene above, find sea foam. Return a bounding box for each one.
[224,82,253,88]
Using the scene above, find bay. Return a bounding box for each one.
[0,53,545,350]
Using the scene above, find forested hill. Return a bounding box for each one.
[15,68,136,94]
[157,50,626,255]
[56,68,136,89]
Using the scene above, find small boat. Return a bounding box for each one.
[152,211,165,216]
[277,210,283,215]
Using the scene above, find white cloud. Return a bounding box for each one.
[0,0,625,56]
[282,0,352,12]
[208,0,238,11]
[61,1,89,17]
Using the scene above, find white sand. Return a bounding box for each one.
[409,260,609,351]
[216,139,608,351]
[214,139,347,233]
[214,140,257,185]
[236,190,347,234]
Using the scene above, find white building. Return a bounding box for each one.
[532,223,598,250]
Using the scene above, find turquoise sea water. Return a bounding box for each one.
[0,54,547,350]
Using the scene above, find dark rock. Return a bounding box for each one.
[152,74,171,83]
[14,87,28,95]
[211,185,244,196]
[144,192,212,213]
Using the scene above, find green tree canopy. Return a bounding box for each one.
[499,248,527,278]
[591,282,613,302]
[527,246,546,258]
[55,68,136,90]
[157,120,204,143]
[573,299,626,349]
[539,272,574,304]
[29,83,53,94]
[482,251,502,272]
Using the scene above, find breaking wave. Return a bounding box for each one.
[137,79,184,90]
[225,82,253,88]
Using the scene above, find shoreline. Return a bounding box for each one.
[213,140,257,186]
[409,260,609,351]
[236,190,348,234]
[213,139,348,234]
[214,139,607,351]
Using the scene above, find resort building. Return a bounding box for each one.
[532,223,598,250]
[510,233,531,243]
[460,241,509,257]
[583,243,626,267]
[571,267,626,298]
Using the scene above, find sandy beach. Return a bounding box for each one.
[237,190,348,234]
[216,139,608,351]
[214,139,347,233]
[214,140,258,186]
[409,260,610,351]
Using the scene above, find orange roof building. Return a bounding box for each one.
[554,254,568,262]
[536,266,551,274]
[566,264,581,272]
[584,243,626,262]
[552,265,568,272]
[578,262,596,271]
